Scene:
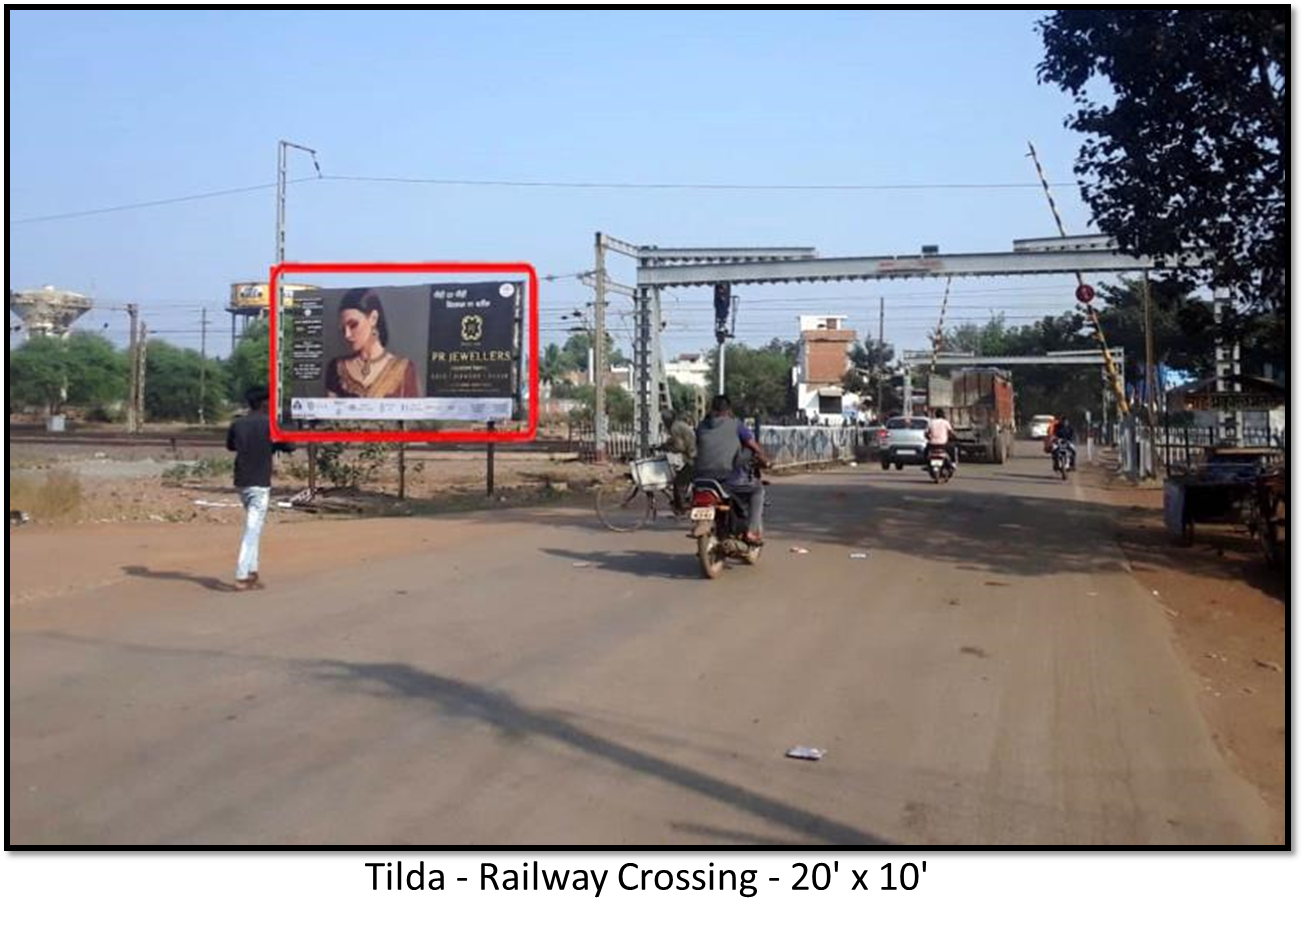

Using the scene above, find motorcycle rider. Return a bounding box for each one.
[695,395,770,544]
[926,408,958,468]
[1052,416,1077,471]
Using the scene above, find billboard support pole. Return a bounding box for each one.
[486,420,496,497]
[398,421,407,501]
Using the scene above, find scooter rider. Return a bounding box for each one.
[695,395,770,544]
[926,408,958,466]
[1052,416,1077,471]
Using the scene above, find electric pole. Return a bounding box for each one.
[135,320,148,432]
[199,305,209,425]
[126,304,140,434]
[877,296,885,418]
[593,232,607,461]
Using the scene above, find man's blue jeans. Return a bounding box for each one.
[236,486,270,580]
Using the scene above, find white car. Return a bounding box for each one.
[1027,415,1056,439]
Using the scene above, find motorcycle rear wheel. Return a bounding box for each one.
[698,535,725,579]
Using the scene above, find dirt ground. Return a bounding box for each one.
[1084,467,1287,842]
[9,443,619,526]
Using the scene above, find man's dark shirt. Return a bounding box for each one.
[226,411,292,488]
[1054,421,1076,443]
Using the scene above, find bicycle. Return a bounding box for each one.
[594,452,690,532]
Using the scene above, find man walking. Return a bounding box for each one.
[226,385,294,591]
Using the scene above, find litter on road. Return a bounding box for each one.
[192,499,240,508]
[788,547,810,555]
[785,746,826,761]
[849,552,869,560]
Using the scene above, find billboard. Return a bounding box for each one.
[286,280,523,423]
[230,281,318,311]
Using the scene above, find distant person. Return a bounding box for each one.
[660,408,698,505]
[225,386,295,591]
[325,288,419,398]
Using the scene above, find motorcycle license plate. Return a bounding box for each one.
[690,507,716,521]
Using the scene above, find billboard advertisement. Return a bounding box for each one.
[286,280,523,423]
[230,281,318,311]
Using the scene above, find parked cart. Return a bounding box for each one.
[1163,447,1284,546]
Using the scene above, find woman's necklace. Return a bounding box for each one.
[360,351,387,379]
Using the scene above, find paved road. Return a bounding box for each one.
[8,444,1275,844]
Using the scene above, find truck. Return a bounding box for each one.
[927,367,1016,463]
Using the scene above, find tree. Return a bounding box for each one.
[64,333,130,408]
[557,331,627,377]
[708,342,794,419]
[666,376,702,418]
[226,320,270,402]
[1094,278,1217,380]
[8,337,70,412]
[8,333,129,414]
[145,340,228,422]
[842,338,895,405]
[1038,10,1286,315]
[540,343,567,386]
[566,384,634,427]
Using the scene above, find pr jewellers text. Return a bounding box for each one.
[365,860,927,898]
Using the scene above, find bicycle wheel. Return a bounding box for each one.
[652,485,688,523]
[595,480,653,532]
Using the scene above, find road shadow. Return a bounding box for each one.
[121,565,234,592]
[308,657,890,845]
[540,547,701,580]
[22,632,886,844]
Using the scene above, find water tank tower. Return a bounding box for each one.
[9,286,93,338]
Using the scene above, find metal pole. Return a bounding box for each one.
[125,304,139,434]
[877,296,885,417]
[277,139,321,487]
[486,420,496,496]
[135,321,148,431]
[398,421,407,501]
[636,285,652,456]
[593,232,608,462]
[717,337,726,396]
[1142,270,1159,477]
[1026,141,1130,416]
[199,305,208,425]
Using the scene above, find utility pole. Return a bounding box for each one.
[277,140,321,488]
[592,232,607,461]
[135,320,148,432]
[1213,288,1242,445]
[1142,270,1159,477]
[877,296,886,418]
[126,304,140,434]
[198,305,208,425]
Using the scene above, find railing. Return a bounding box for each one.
[1117,418,1285,479]
[756,425,869,468]
[569,426,640,462]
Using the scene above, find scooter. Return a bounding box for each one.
[925,445,955,484]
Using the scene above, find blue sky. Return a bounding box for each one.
[9,9,1106,358]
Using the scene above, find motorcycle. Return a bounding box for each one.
[1051,438,1074,480]
[925,445,955,484]
[688,466,765,579]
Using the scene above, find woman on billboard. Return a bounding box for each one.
[325,288,420,398]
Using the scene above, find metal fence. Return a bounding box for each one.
[756,425,870,468]
[569,426,639,462]
[1117,418,1285,480]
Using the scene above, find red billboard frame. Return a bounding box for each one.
[268,261,539,443]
